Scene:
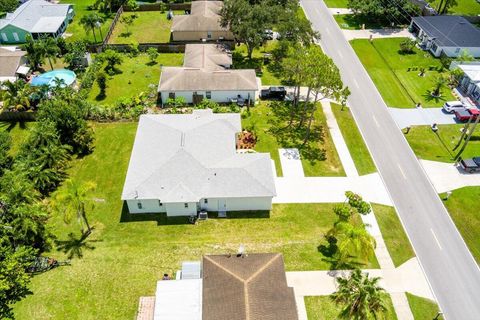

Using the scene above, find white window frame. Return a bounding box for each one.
[207,31,212,39]
[12,32,19,42]
[1,33,8,42]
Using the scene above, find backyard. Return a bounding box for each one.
[108,10,182,44]
[406,124,480,163]
[351,38,455,108]
[88,52,184,105]
[429,0,480,15]
[9,121,378,319]
[331,103,376,175]
[60,0,113,43]
[243,102,345,177]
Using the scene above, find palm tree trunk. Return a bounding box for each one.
[48,56,54,70]
[80,203,92,236]
[92,27,97,43]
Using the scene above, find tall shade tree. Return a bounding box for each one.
[52,179,96,236]
[332,269,388,319]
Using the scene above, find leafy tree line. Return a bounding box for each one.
[0,86,94,318]
[0,0,18,13]
[347,0,420,26]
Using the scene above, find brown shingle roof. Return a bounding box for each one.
[171,1,226,32]
[184,44,232,71]
[202,253,298,320]
[0,48,26,77]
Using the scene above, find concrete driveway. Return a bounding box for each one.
[421,159,480,193]
[342,28,413,41]
[279,148,304,177]
[389,107,458,129]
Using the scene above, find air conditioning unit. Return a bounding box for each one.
[198,210,208,220]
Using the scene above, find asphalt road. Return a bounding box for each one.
[300,1,480,318]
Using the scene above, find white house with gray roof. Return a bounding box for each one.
[410,16,480,58]
[0,0,74,44]
[121,109,276,216]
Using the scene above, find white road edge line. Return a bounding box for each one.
[431,228,443,250]
[325,27,331,35]
[397,164,407,179]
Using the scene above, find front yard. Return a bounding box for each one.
[334,14,386,30]
[351,38,455,108]
[405,124,480,163]
[323,0,349,7]
[429,0,480,15]
[108,11,182,44]
[11,121,376,319]
[243,102,345,177]
[87,53,184,105]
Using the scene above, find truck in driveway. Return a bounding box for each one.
[260,87,287,100]
[459,157,480,173]
[454,108,480,122]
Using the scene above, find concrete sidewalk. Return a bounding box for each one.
[389,107,457,129]
[342,28,413,40]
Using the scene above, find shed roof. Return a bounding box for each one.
[0,0,71,33]
[121,110,276,202]
[412,16,480,47]
[171,1,226,32]
[202,253,298,320]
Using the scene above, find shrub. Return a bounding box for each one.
[399,38,416,54]
[147,47,159,64]
[96,71,107,94]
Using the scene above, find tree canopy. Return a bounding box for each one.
[347,0,420,25]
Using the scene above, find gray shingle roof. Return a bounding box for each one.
[0,0,72,33]
[171,1,226,32]
[0,48,26,77]
[183,44,232,71]
[202,253,298,320]
[121,110,276,202]
[412,16,480,47]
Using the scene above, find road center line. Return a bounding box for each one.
[372,115,380,127]
[431,228,443,250]
[352,78,359,89]
[397,164,407,179]
[337,50,343,58]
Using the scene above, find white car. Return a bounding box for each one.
[443,101,466,113]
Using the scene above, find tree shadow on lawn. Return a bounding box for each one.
[232,51,284,82]
[317,241,368,270]
[422,91,449,104]
[55,232,101,259]
[266,101,327,165]
[0,121,28,131]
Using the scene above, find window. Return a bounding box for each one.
[455,47,461,54]
[184,203,189,208]
[12,32,19,42]
[204,199,208,204]
[1,33,7,42]
[207,31,212,39]
[169,92,175,99]
[137,202,143,209]
[158,200,163,207]
[206,91,212,99]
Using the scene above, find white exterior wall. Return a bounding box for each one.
[438,46,480,58]
[165,202,197,216]
[126,199,166,214]
[161,90,256,105]
[199,197,272,212]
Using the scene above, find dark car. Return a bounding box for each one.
[454,108,480,122]
[260,86,287,100]
[459,157,480,173]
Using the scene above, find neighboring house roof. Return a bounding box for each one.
[154,279,202,320]
[0,0,72,33]
[158,67,258,92]
[172,1,226,32]
[412,16,480,48]
[121,110,276,202]
[202,253,298,320]
[0,47,26,78]
[183,44,232,71]
[458,63,480,83]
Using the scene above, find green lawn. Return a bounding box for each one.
[406,124,480,163]
[440,187,480,264]
[429,0,480,15]
[88,53,184,105]
[334,14,386,30]
[305,294,398,320]
[406,293,442,320]
[331,103,376,175]
[0,121,32,155]
[323,0,349,8]
[243,102,345,177]
[351,38,455,108]
[372,204,415,267]
[12,122,376,319]
[233,42,283,86]
[109,11,182,44]
[61,0,113,44]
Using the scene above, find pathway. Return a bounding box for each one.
[342,28,413,41]
[389,107,458,129]
[420,160,480,193]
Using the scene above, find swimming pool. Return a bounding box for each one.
[30,69,76,87]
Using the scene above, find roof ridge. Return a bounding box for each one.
[203,256,245,283]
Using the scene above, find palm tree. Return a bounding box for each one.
[0,80,32,111]
[431,75,447,97]
[21,35,46,71]
[335,221,376,265]
[80,13,102,43]
[41,36,60,70]
[52,179,96,236]
[332,269,387,320]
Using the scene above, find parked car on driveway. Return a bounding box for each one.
[454,108,480,122]
[443,101,466,113]
[459,157,480,173]
[260,87,287,100]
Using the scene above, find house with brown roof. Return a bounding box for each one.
[171,1,233,41]
[158,43,259,105]
[148,253,298,320]
[0,47,28,82]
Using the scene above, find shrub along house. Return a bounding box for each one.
[158,43,259,105]
[0,0,74,44]
[409,16,480,58]
[171,1,233,41]
[121,109,276,216]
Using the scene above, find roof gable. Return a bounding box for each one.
[412,16,480,47]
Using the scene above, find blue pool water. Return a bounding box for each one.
[31,69,76,87]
